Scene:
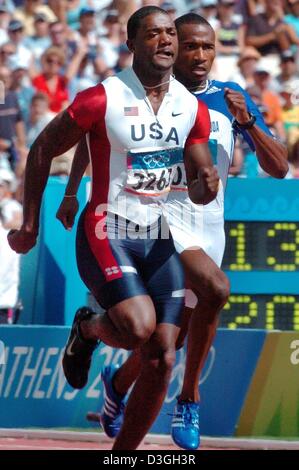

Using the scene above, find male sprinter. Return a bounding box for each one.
[57,12,288,450]
[8,7,219,450]
[165,13,287,449]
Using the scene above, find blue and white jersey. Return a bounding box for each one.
[168,79,272,213]
[164,80,273,260]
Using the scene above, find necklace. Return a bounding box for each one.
[187,80,208,92]
[142,75,174,90]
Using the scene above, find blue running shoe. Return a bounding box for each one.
[100,365,127,438]
[171,400,200,450]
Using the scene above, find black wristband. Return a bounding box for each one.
[233,113,256,130]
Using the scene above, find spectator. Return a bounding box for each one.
[197,0,219,30]
[246,0,299,75]
[65,0,93,30]
[271,50,299,93]
[280,82,299,156]
[0,41,15,67]
[98,9,122,68]
[160,1,177,20]
[13,0,57,36]
[67,39,101,99]
[0,66,28,174]
[253,63,287,141]
[27,92,73,176]
[214,0,244,81]
[7,19,34,74]
[141,0,161,5]
[113,42,132,73]
[32,46,69,113]
[0,167,22,230]
[10,62,35,123]
[0,5,10,46]
[26,92,55,147]
[216,0,244,55]
[110,0,138,24]
[74,7,100,63]
[23,13,52,67]
[49,21,78,67]
[231,46,261,88]
[0,202,20,324]
[284,0,299,37]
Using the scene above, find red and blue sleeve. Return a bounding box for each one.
[185,99,211,147]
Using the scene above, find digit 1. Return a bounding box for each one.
[229,223,252,271]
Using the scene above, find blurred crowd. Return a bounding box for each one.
[0,0,298,320]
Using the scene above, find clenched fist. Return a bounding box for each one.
[188,166,220,205]
[224,88,250,124]
[7,227,38,254]
[56,196,79,230]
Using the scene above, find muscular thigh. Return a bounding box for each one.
[76,207,149,310]
[141,233,185,327]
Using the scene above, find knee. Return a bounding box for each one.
[128,321,155,349]
[161,349,176,373]
[194,273,230,311]
[119,311,156,349]
[211,275,230,309]
[143,347,176,378]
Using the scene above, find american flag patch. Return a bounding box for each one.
[124,106,139,116]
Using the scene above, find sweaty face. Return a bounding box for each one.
[175,23,216,87]
[130,12,178,72]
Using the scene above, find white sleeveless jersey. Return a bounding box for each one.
[68,67,210,228]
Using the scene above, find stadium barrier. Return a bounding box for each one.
[1,326,299,437]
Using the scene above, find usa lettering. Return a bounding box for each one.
[131,122,179,145]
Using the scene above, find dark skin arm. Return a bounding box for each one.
[224,88,288,178]
[184,142,219,205]
[64,138,89,196]
[56,138,89,230]
[8,111,86,254]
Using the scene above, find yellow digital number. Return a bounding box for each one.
[267,223,299,271]
[266,296,299,331]
[229,224,252,271]
[223,295,257,329]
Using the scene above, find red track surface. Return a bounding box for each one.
[0,437,239,450]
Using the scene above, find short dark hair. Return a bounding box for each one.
[175,13,212,33]
[127,6,169,40]
[31,92,49,105]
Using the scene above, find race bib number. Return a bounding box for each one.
[171,139,218,192]
[125,147,182,197]
[171,162,187,191]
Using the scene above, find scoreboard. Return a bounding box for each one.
[223,221,299,271]
[219,179,299,331]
